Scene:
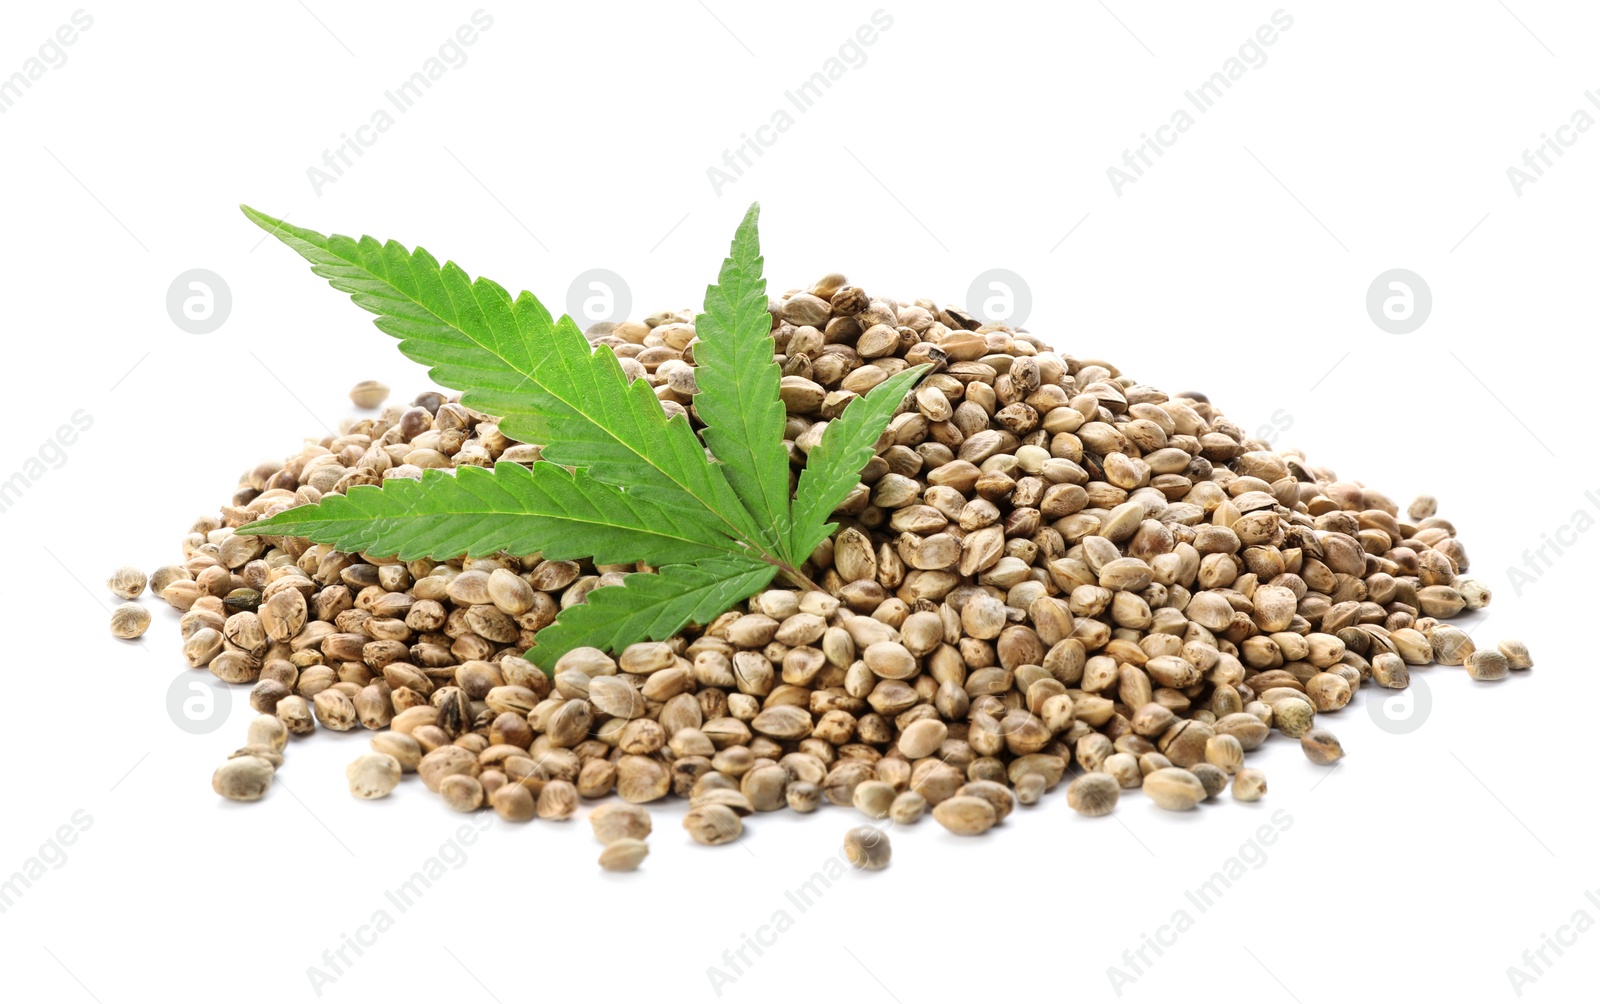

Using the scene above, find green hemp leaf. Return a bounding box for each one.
[239,204,927,671]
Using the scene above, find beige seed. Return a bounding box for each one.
[1465,649,1509,682]
[1498,639,1533,670]
[590,803,653,844]
[229,745,282,769]
[589,675,646,719]
[1371,652,1410,689]
[107,566,147,600]
[1300,727,1345,765]
[346,753,401,799]
[212,756,274,802]
[889,790,927,824]
[1270,696,1316,739]
[313,689,358,731]
[490,782,535,821]
[110,603,151,639]
[418,745,479,792]
[684,803,744,845]
[863,641,918,680]
[957,780,1015,822]
[932,795,998,835]
[440,774,486,812]
[258,588,307,642]
[486,568,535,615]
[371,732,422,772]
[149,564,189,596]
[897,719,948,759]
[961,595,1007,640]
[598,838,650,872]
[843,826,892,870]
[1190,763,1228,799]
[1232,768,1268,802]
[852,780,897,820]
[183,628,223,668]
[1204,734,1244,775]
[1014,773,1047,806]
[537,780,579,820]
[349,380,390,408]
[276,695,314,735]
[247,714,289,753]
[1143,767,1206,811]
[787,782,823,813]
[616,756,671,803]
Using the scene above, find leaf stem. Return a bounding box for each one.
[776,563,827,595]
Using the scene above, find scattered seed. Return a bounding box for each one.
[490,782,535,821]
[590,803,653,844]
[684,803,744,845]
[932,795,997,835]
[1066,773,1121,816]
[1143,768,1207,811]
[107,566,147,600]
[247,714,289,753]
[1232,768,1268,802]
[537,780,579,820]
[1190,763,1228,799]
[111,603,151,639]
[889,790,927,823]
[1498,639,1533,671]
[843,826,892,870]
[1204,734,1244,775]
[213,756,274,801]
[349,380,390,409]
[786,782,822,814]
[441,774,486,812]
[599,838,649,872]
[1300,727,1345,765]
[852,780,896,821]
[1465,649,1510,682]
[347,753,401,799]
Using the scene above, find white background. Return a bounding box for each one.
[1,2,1594,1002]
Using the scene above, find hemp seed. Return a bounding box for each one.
[684,803,744,845]
[1142,768,1206,811]
[111,603,151,639]
[932,795,998,835]
[1498,639,1533,670]
[1066,773,1120,817]
[599,838,649,872]
[107,566,147,600]
[844,826,892,870]
[1232,768,1268,802]
[1465,649,1509,681]
[1300,727,1345,765]
[346,753,401,799]
[590,803,653,844]
[213,756,274,802]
